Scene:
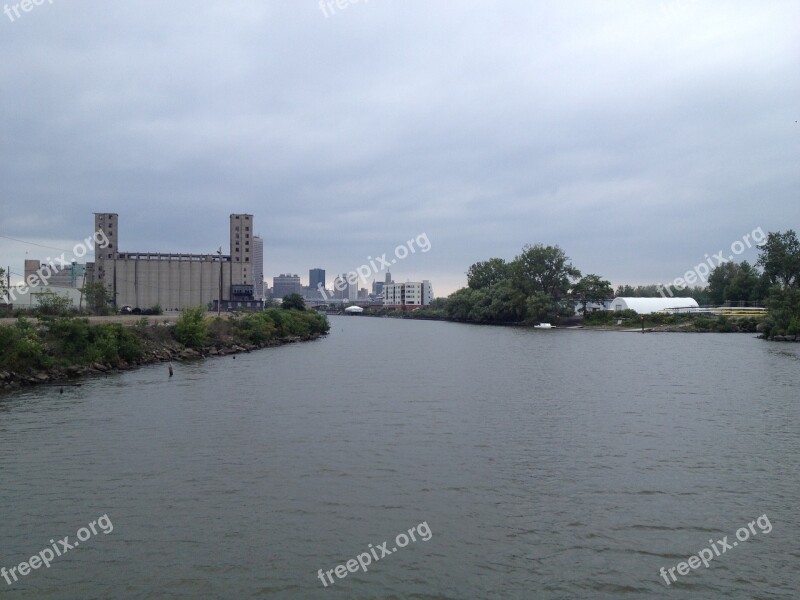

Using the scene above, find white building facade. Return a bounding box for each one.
[608,297,699,314]
[383,280,434,309]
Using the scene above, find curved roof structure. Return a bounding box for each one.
[608,297,699,314]
[344,305,364,313]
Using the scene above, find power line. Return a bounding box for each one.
[0,234,76,254]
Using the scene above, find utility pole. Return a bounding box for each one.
[217,247,223,317]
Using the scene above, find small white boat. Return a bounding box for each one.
[533,323,555,329]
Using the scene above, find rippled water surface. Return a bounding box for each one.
[1,316,799,599]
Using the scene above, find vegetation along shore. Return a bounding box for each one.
[356,229,800,341]
[0,305,330,392]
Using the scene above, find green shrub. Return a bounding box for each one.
[86,325,121,364]
[237,312,277,343]
[0,318,51,371]
[46,317,92,357]
[174,307,209,348]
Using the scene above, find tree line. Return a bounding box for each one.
[442,230,800,336]
[445,244,610,323]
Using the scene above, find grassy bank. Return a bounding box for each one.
[0,308,330,390]
[580,310,764,333]
[354,307,771,334]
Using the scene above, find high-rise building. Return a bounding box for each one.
[347,278,358,301]
[385,271,393,284]
[333,274,347,300]
[272,274,302,298]
[309,268,325,291]
[252,236,264,299]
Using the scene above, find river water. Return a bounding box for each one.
[1,316,799,599]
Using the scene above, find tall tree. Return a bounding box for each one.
[726,261,763,304]
[82,282,113,315]
[511,244,581,301]
[758,230,800,336]
[707,262,739,305]
[757,230,800,287]
[572,274,613,317]
[467,258,510,290]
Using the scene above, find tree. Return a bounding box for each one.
[757,230,800,288]
[35,291,74,317]
[467,258,510,290]
[82,282,113,315]
[725,261,763,305]
[0,266,6,301]
[572,274,613,317]
[174,307,209,348]
[470,282,527,323]
[445,288,478,320]
[428,297,447,310]
[757,230,800,337]
[707,263,738,305]
[281,293,306,311]
[510,244,581,307]
[526,292,553,323]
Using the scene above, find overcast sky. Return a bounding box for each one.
[1,1,798,295]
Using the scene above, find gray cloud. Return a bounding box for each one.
[1,0,798,294]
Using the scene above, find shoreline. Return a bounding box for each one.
[344,312,798,340]
[0,332,325,393]
[0,317,327,397]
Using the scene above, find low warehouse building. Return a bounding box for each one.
[608,297,699,314]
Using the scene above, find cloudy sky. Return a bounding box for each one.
[1,0,798,295]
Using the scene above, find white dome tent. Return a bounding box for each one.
[608,297,699,314]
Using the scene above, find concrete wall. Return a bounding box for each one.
[107,258,249,310]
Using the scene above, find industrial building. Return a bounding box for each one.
[87,213,263,311]
[252,236,264,300]
[608,297,699,314]
[24,259,86,289]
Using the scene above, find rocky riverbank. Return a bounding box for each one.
[0,332,324,392]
